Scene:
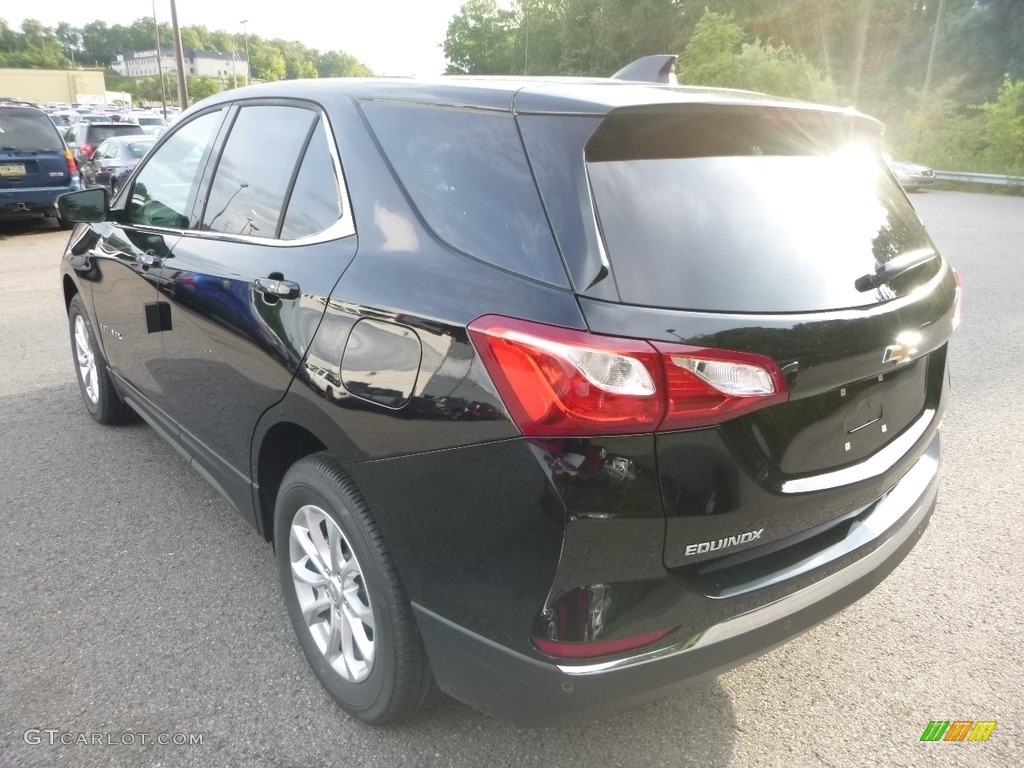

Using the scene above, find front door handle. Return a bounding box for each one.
[137,250,161,268]
[254,277,301,299]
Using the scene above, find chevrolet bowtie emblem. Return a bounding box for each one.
[882,332,922,365]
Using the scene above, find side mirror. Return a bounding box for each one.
[58,187,109,224]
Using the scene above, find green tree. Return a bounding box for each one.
[317,50,372,78]
[250,44,286,81]
[187,75,220,102]
[0,19,69,68]
[676,10,836,102]
[675,10,745,87]
[443,0,522,75]
[979,76,1024,171]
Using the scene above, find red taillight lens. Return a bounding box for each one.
[533,628,675,659]
[468,316,664,436]
[468,315,788,437]
[653,342,789,430]
[64,148,77,175]
[952,268,964,331]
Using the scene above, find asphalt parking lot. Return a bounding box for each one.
[1,190,1021,767]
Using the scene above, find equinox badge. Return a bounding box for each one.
[685,528,764,556]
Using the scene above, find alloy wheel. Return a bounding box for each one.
[74,314,99,404]
[289,504,376,682]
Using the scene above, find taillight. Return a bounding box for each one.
[653,342,789,430]
[64,148,77,175]
[952,268,964,331]
[468,315,788,437]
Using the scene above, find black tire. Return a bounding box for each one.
[274,453,439,725]
[67,294,134,424]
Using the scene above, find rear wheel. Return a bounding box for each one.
[274,453,439,725]
[67,294,133,423]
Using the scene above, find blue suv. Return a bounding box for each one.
[0,105,80,227]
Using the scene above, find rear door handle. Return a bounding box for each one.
[254,277,301,299]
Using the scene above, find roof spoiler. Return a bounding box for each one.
[611,55,677,85]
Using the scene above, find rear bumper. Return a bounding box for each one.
[0,182,79,219]
[416,434,939,726]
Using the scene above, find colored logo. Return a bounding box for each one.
[920,720,996,742]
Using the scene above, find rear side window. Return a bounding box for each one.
[0,110,62,151]
[362,102,568,288]
[201,105,316,238]
[586,106,938,312]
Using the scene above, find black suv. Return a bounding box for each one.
[58,58,961,726]
[62,120,148,168]
[0,105,80,226]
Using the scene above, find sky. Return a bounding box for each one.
[3,0,472,76]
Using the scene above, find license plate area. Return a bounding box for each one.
[740,354,933,476]
[0,163,27,177]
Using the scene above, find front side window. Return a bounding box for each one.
[125,109,223,230]
[201,105,316,238]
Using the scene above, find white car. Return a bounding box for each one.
[887,156,936,191]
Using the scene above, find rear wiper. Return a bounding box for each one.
[854,248,937,292]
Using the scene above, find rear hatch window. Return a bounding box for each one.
[89,124,147,143]
[586,105,938,312]
[0,108,69,189]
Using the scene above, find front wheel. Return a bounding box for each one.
[67,294,133,423]
[274,453,439,725]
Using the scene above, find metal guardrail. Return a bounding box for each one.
[934,170,1024,187]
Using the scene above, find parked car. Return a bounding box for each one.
[133,114,169,136]
[58,57,962,727]
[887,156,937,191]
[0,105,80,227]
[63,121,148,168]
[79,136,157,195]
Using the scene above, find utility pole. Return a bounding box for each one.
[923,0,948,99]
[169,0,189,110]
[240,20,250,86]
[152,0,168,116]
[523,1,529,76]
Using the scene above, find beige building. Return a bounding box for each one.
[118,49,249,83]
[0,68,107,104]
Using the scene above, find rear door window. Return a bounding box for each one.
[200,105,316,238]
[585,106,938,312]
